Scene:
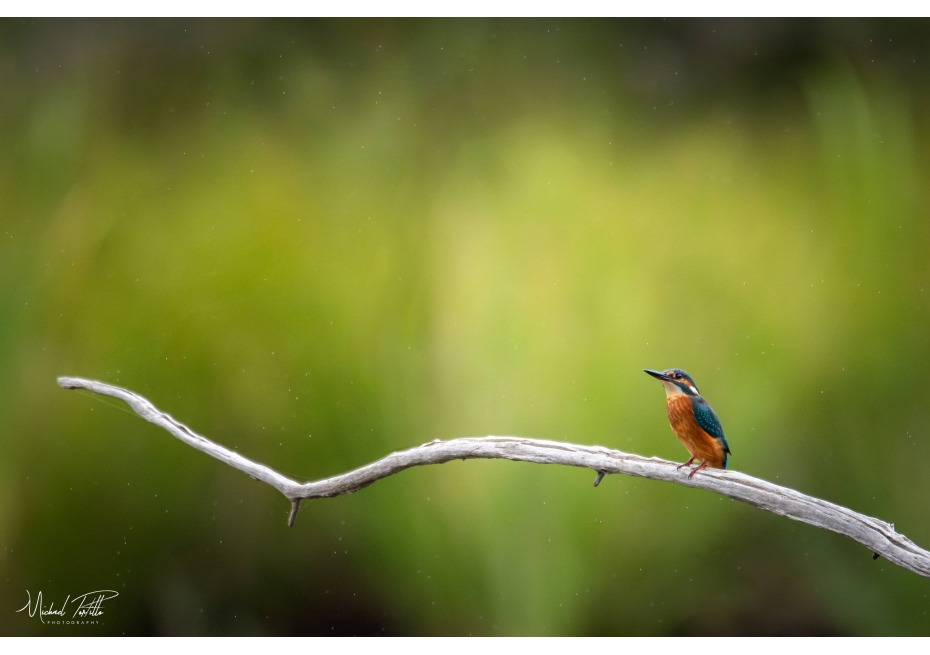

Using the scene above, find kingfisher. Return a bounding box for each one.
[644,368,730,477]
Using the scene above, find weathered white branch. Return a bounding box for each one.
[57,376,930,579]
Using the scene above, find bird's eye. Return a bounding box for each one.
[670,372,678,378]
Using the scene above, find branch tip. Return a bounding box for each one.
[593,471,607,487]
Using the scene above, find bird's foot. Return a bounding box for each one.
[676,457,695,472]
[687,462,708,478]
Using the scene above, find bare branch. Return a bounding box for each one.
[57,376,930,579]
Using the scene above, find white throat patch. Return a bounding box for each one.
[661,380,699,397]
[661,380,685,397]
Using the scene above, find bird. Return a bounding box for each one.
[643,368,730,477]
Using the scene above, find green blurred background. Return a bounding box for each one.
[2,18,930,635]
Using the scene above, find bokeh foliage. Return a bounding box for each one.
[2,18,930,635]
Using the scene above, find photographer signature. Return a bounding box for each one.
[16,590,119,624]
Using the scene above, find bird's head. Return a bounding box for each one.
[644,368,700,397]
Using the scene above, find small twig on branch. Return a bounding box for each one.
[287,499,301,528]
[57,376,930,579]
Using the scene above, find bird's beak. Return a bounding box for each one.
[643,369,670,381]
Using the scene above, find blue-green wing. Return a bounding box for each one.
[690,396,731,455]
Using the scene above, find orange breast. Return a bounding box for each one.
[665,395,726,468]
